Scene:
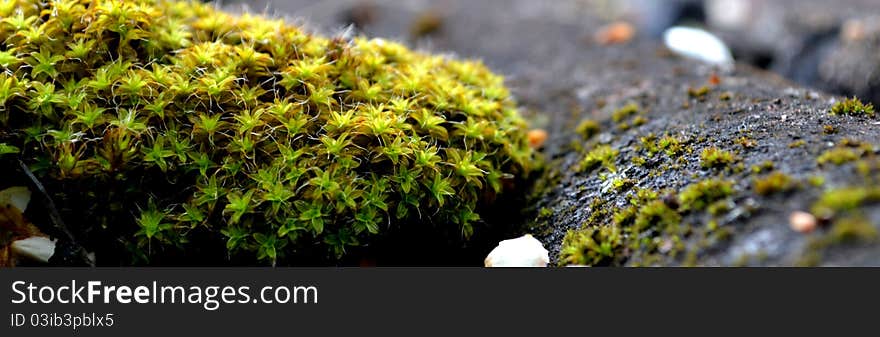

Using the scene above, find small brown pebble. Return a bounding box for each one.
[708,73,721,86]
[841,19,866,42]
[789,211,818,233]
[527,129,548,149]
[594,21,636,45]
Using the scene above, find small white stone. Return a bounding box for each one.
[789,211,818,234]
[484,234,549,267]
[0,186,31,213]
[11,236,56,263]
[663,26,734,70]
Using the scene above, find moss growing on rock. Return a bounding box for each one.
[699,147,737,169]
[678,178,734,212]
[753,171,794,196]
[575,119,600,140]
[559,225,623,266]
[829,97,875,117]
[817,147,861,166]
[0,0,535,264]
[611,103,639,123]
[579,145,618,172]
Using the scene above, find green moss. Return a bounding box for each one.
[735,136,756,149]
[829,216,878,243]
[632,156,647,166]
[611,177,636,192]
[0,0,535,265]
[753,171,794,196]
[579,145,618,172]
[538,207,553,218]
[719,92,732,101]
[699,147,737,169]
[678,179,734,212]
[829,97,875,117]
[633,200,681,232]
[559,226,624,266]
[800,215,878,266]
[788,140,806,148]
[632,115,648,127]
[823,125,837,134]
[750,160,774,174]
[808,175,826,187]
[817,148,860,165]
[641,133,683,156]
[576,119,600,140]
[811,187,880,217]
[611,103,639,123]
[687,86,710,100]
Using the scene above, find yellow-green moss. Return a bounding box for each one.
[700,147,737,169]
[0,0,535,264]
[753,171,794,196]
[811,187,880,217]
[611,103,639,123]
[788,140,806,148]
[817,148,860,165]
[829,97,875,117]
[580,145,618,172]
[678,178,734,212]
[559,225,624,266]
[576,119,600,140]
[735,136,757,149]
[687,86,710,100]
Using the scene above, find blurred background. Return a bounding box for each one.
[219,0,880,105]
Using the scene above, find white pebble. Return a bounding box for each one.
[663,26,734,70]
[484,234,549,267]
[789,211,818,234]
[0,186,31,213]
[11,236,56,263]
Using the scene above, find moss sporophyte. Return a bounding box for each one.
[0,0,536,265]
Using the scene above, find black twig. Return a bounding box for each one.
[17,160,95,266]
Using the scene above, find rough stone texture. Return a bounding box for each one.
[226,0,880,266]
[702,0,880,104]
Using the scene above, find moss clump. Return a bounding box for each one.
[735,136,757,149]
[611,103,639,123]
[829,97,875,117]
[788,140,806,148]
[799,215,878,266]
[699,147,737,169]
[575,119,600,140]
[0,0,535,264]
[642,133,684,156]
[817,148,860,165]
[611,177,636,192]
[829,216,878,243]
[811,187,880,218]
[559,225,624,266]
[823,125,837,135]
[678,179,734,212]
[687,86,710,100]
[753,171,794,196]
[579,145,618,172]
[633,200,681,232]
[750,160,774,174]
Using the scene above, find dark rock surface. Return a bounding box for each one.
[226,0,880,266]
